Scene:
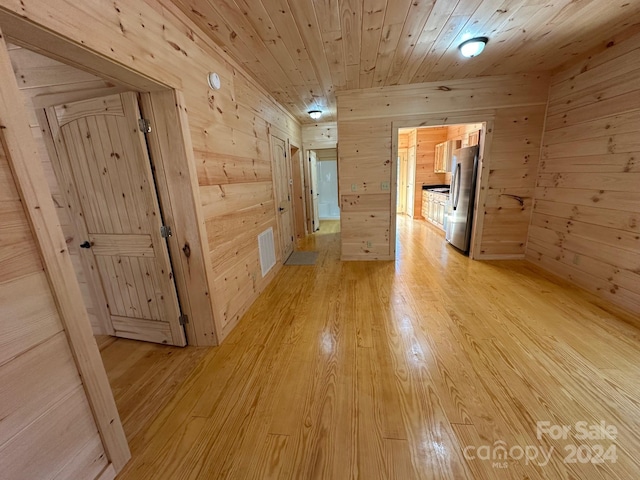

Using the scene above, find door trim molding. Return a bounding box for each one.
[139,90,220,345]
[391,112,496,261]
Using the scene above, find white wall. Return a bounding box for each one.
[318,160,340,219]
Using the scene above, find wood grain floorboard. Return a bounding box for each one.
[106,218,640,479]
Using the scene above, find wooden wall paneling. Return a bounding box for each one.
[315,148,338,161]
[302,122,338,150]
[0,29,129,473]
[0,332,81,447]
[337,74,549,260]
[528,30,640,316]
[1,385,108,479]
[140,90,219,346]
[337,74,551,120]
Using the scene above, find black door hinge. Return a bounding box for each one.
[179,314,189,325]
[138,118,152,134]
[160,225,172,238]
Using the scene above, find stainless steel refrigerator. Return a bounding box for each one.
[445,146,479,253]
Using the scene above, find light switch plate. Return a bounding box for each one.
[351,184,357,192]
[381,181,390,191]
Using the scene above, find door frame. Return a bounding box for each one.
[289,143,307,240]
[34,86,218,348]
[269,130,295,262]
[0,11,219,475]
[397,147,408,214]
[391,113,495,260]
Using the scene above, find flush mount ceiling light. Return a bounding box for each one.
[308,110,322,120]
[458,37,488,58]
[207,72,221,90]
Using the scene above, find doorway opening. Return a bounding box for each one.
[10,43,187,346]
[306,148,340,235]
[395,122,486,257]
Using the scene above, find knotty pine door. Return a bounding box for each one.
[45,93,186,346]
[271,135,295,260]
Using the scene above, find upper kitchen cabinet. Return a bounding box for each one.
[434,139,462,173]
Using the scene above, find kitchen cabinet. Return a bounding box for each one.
[422,190,449,231]
[433,139,462,173]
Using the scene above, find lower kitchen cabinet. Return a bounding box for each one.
[422,190,449,231]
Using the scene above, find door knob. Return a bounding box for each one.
[80,241,92,249]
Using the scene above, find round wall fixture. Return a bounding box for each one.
[207,72,221,90]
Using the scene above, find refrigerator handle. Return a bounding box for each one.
[452,164,461,210]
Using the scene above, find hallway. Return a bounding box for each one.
[108,218,640,479]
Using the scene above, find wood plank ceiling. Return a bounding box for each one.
[171,0,640,124]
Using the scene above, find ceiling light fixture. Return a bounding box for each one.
[207,72,221,90]
[458,37,488,58]
[308,110,322,120]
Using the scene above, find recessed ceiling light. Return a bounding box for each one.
[458,37,488,58]
[308,110,322,120]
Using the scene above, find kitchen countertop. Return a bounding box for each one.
[422,184,450,194]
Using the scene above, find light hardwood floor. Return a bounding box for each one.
[106,217,640,479]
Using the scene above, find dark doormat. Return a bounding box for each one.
[284,251,319,266]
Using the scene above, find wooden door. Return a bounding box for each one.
[271,135,295,260]
[407,145,416,217]
[45,93,186,346]
[309,150,320,232]
[397,148,408,214]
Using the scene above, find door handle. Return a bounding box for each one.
[278,207,285,212]
[452,164,461,211]
[80,241,92,249]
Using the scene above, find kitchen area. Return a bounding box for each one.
[397,123,484,253]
